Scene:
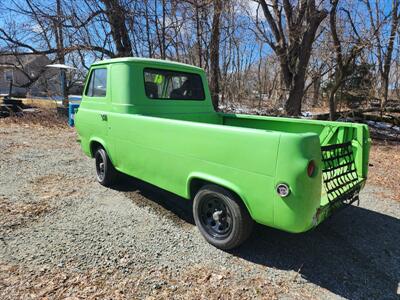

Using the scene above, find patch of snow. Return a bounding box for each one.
[366,120,400,131]
[301,111,313,118]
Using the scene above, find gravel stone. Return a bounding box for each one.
[0,123,399,299]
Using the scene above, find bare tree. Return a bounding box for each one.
[365,0,400,111]
[254,0,328,115]
[327,0,366,119]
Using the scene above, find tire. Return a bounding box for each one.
[94,147,118,187]
[193,184,254,250]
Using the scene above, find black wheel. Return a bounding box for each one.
[94,147,118,187]
[193,185,253,250]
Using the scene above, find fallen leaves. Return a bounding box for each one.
[368,141,400,201]
[0,107,69,129]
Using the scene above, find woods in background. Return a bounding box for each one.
[0,0,399,119]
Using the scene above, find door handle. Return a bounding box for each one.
[100,114,107,121]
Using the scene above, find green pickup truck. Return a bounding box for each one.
[75,58,370,249]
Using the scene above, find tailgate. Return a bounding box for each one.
[320,141,363,205]
[315,123,371,224]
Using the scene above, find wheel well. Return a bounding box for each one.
[189,178,246,210]
[90,141,103,157]
[189,178,208,200]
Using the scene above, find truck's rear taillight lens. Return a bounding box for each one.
[307,160,316,177]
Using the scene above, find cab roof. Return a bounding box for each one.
[91,57,203,72]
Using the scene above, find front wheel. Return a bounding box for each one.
[94,147,118,187]
[193,185,254,250]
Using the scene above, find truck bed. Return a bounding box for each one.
[153,111,370,207]
[152,111,370,161]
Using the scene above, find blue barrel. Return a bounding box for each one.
[68,102,80,127]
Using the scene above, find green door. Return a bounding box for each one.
[80,67,110,151]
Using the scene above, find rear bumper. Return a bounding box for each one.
[312,179,366,227]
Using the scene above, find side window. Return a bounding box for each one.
[86,68,107,97]
[144,68,205,100]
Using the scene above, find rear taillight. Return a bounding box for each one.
[307,160,316,177]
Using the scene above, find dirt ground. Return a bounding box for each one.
[0,110,399,299]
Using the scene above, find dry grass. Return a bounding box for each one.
[0,173,90,233]
[368,141,400,201]
[22,98,59,109]
[30,174,90,200]
[0,196,51,232]
[0,263,313,300]
[0,107,68,129]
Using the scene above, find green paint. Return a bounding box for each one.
[75,57,370,233]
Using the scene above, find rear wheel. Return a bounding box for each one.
[193,185,253,250]
[94,147,118,187]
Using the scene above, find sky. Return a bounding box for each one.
[0,0,397,72]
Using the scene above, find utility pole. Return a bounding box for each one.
[55,0,67,107]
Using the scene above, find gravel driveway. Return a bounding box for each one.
[0,119,399,299]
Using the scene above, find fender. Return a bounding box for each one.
[186,172,254,218]
[89,137,108,156]
[88,137,119,168]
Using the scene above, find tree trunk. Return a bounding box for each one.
[55,0,68,107]
[328,92,336,120]
[381,0,399,110]
[382,76,390,111]
[195,4,202,68]
[161,0,166,59]
[285,74,305,115]
[328,78,342,120]
[101,0,133,57]
[312,76,321,106]
[209,0,222,110]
